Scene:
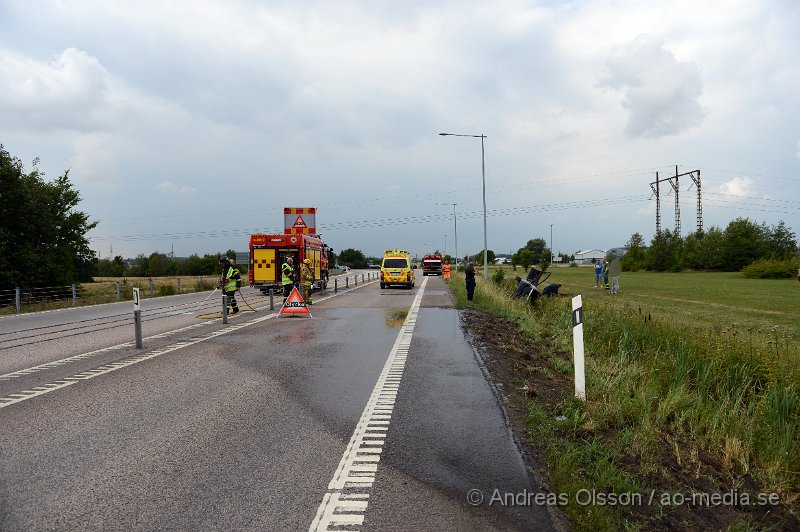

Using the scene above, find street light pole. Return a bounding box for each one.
[439,133,488,280]
[550,224,553,265]
[444,234,447,256]
[436,202,459,264]
[452,203,458,264]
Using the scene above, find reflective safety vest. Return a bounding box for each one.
[223,266,240,292]
[282,262,294,285]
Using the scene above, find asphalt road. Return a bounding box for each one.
[0,272,556,531]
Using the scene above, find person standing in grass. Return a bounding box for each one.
[594,260,603,287]
[465,261,476,301]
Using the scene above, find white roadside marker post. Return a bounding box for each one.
[133,287,143,349]
[572,295,586,400]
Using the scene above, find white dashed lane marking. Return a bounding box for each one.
[0,280,379,409]
[309,277,427,531]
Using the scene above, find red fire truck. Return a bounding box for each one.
[422,253,443,276]
[249,208,331,293]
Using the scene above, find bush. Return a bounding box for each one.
[195,279,216,291]
[569,262,578,268]
[158,284,176,296]
[741,258,800,279]
[492,268,506,285]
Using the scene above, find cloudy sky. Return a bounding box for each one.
[1,0,798,261]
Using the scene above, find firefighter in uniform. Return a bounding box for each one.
[300,258,314,305]
[281,256,295,302]
[219,256,241,314]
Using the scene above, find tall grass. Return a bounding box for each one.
[448,269,799,526]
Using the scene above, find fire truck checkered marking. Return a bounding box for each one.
[310,276,428,531]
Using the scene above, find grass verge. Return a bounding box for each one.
[448,269,799,530]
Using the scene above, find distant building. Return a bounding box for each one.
[574,249,606,264]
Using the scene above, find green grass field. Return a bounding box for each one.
[449,265,800,530]
[532,265,800,332]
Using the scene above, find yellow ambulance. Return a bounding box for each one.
[380,250,415,289]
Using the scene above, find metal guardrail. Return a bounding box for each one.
[1,272,379,352]
[0,277,219,316]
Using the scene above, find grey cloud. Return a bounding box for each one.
[0,48,110,131]
[599,34,704,138]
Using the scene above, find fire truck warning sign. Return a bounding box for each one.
[284,207,316,235]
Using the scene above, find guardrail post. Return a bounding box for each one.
[362,274,365,284]
[334,278,338,293]
[71,284,77,306]
[116,281,121,301]
[269,289,274,311]
[15,287,20,314]
[149,278,154,297]
[222,295,229,324]
[133,287,143,348]
[177,277,181,293]
[346,277,349,289]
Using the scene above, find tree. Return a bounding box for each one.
[525,238,547,264]
[128,254,149,277]
[147,252,171,277]
[475,249,496,265]
[621,233,648,272]
[0,146,97,288]
[767,221,798,260]
[111,256,126,276]
[338,248,367,268]
[516,248,533,271]
[720,218,767,271]
[540,249,552,270]
[647,229,683,271]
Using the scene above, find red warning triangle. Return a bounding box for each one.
[279,286,312,317]
[293,215,307,228]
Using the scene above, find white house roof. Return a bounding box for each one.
[575,249,605,256]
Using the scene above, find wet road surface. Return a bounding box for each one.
[0,274,556,531]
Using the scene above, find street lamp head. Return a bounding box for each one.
[439,132,486,138]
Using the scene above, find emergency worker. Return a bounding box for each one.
[442,260,451,280]
[300,258,314,305]
[465,261,476,301]
[219,256,241,314]
[281,256,295,302]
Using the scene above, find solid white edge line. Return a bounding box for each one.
[309,277,427,532]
